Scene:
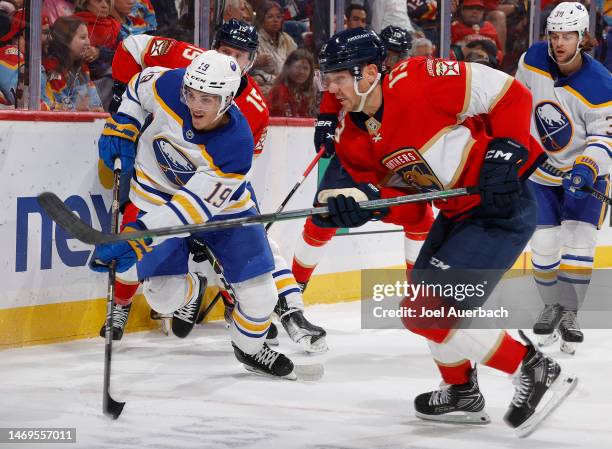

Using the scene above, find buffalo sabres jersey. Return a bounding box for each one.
[515,42,612,186]
[112,34,270,157]
[117,66,255,230]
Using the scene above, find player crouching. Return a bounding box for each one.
[90,51,295,379]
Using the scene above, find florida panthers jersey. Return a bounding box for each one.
[515,42,612,186]
[338,57,544,218]
[112,34,269,156]
[117,66,255,231]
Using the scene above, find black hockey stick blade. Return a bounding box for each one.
[103,392,125,420]
[38,187,479,245]
[38,192,110,244]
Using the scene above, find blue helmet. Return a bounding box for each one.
[213,19,259,53]
[380,25,412,54]
[318,27,387,79]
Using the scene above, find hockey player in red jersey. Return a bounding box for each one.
[99,20,327,351]
[293,25,430,292]
[315,28,576,436]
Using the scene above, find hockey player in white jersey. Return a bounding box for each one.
[90,51,297,379]
[515,2,612,354]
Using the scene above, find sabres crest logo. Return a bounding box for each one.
[534,101,573,152]
[153,138,197,186]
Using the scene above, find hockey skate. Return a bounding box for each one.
[558,309,583,355]
[504,330,577,437]
[172,274,207,338]
[533,304,563,335]
[275,296,328,353]
[414,367,491,424]
[232,342,296,380]
[99,302,132,341]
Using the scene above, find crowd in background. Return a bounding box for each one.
[0,0,610,115]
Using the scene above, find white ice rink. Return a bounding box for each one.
[2,300,611,449]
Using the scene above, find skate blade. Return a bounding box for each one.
[300,336,329,354]
[560,340,576,355]
[243,364,297,381]
[415,410,491,425]
[538,331,559,348]
[515,374,578,438]
[243,363,324,382]
[161,318,171,336]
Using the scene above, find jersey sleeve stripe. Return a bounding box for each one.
[586,143,612,159]
[523,62,553,80]
[459,63,472,118]
[224,191,251,210]
[130,181,167,205]
[178,186,213,220]
[488,76,514,113]
[166,201,189,225]
[174,194,205,223]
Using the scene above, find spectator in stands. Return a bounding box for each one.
[345,3,367,29]
[73,0,120,110]
[451,0,503,60]
[412,37,436,56]
[131,0,157,33]
[267,48,316,117]
[242,0,254,24]
[251,1,297,96]
[112,0,148,40]
[407,0,438,45]
[43,0,75,24]
[149,0,177,29]
[43,16,103,111]
[0,1,15,14]
[0,9,50,108]
[370,0,415,34]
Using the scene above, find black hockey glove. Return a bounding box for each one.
[324,183,389,228]
[108,81,127,114]
[188,236,209,263]
[314,113,338,158]
[479,138,528,209]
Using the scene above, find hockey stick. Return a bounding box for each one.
[103,159,126,419]
[195,245,237,324]
[38,186,478,246]
[265,147,326,231]
[540,162,612,205]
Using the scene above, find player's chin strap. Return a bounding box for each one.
[353,73,381,113]
[214,94,236,121]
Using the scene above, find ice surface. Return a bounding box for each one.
[1,301,610,449]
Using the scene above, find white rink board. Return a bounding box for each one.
[0,120,407,310]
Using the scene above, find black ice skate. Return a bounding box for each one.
[414,367,491,424]
[275,295,328,353]
[232,342,296,380]
[99,302,132,341]
[533,303,563,335]
[558,309,583,355]
[503,330,577,437]
[172,274,207,338]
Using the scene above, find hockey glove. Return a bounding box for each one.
[98,113,140,173]
[108,81,127,114]
[563,156,597,199]
[89,221,152,273]
[479,138,528,209]
[322,183,389,228]
[314,113,338,158]
[188,236,209,263]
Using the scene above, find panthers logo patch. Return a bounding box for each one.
[153,138,197,186]
[534,101,573,152]
[381,148,443,192]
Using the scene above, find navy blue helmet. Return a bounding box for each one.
[379,25,412,53]
[318,27,387,78]
[213,19,259,53]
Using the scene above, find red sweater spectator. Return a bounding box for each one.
[451,0,503,59]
